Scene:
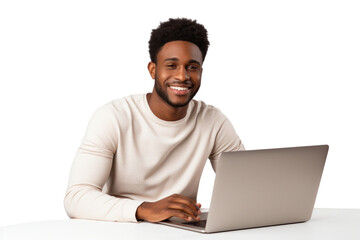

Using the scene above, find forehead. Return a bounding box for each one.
[157,41,203,64]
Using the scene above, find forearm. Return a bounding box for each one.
[64,184,143,222]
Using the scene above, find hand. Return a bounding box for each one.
[136,194,201,223]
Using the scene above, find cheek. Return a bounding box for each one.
[157,71,173,83]
[192,72,202,84]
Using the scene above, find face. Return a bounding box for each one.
[149,41,203,108]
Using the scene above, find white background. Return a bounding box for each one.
[0,0,359,227]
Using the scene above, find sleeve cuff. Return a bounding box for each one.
[119,199,144,222]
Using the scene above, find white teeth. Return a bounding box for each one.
[170,86,189,91]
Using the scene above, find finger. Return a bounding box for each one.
[168,195,199,212]
[172,196,202,220]
[166,209,195,222]
[168,202,200,221]
[166,194,201,220]
[196,203,202,215]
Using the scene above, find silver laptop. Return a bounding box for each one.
[159,145,329,233]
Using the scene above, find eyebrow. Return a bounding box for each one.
[164,58,201,65]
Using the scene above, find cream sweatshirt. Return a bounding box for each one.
[64,94,244,222]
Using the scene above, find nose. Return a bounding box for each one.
[175,66,190,81]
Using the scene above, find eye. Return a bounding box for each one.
[187,65,199,71]
[166,64,176,69]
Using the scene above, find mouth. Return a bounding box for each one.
[168,85,192,95]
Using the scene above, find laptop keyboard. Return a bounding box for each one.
[183,220,207,228]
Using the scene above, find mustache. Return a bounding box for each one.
[165,80,194,87]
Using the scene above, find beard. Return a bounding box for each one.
[154,75,199,108]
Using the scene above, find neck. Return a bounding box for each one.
[146,91,189,121]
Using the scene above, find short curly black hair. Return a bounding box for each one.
[149,18,210,63]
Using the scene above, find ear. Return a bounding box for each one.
[147,62,156,79]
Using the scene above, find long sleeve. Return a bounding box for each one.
[64,106,143,222]
[209,116,245,171]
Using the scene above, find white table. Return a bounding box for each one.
[1,209,360,240]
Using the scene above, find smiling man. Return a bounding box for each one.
[64,18,244,223]
[147,40,202,121]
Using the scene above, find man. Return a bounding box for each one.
[64,18,244,223]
